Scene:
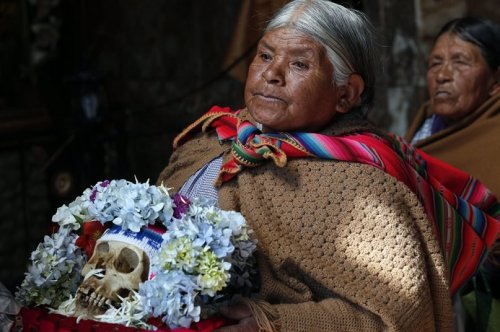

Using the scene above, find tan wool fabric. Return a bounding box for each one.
[158,110,454,331]
[405,94,500,198]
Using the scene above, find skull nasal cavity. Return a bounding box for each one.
[115,247,140,273]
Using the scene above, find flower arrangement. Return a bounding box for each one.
[15,179,257,330]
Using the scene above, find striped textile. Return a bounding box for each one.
[178,154,223,204]
[174,106,500,296]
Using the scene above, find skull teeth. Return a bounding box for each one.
[76,288,112,312]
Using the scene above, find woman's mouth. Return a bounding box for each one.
[254,93,286,103]
[434,90,452,99]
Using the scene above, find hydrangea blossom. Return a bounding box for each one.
[139,271,201,328]
[86,180,174,232]
[142,197,257,328]
[16,180,257,330]
[15,227,86,308]
[51,195,91,231]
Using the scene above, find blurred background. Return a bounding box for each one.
[1,0,499,292]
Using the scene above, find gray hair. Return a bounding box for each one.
[265,0,378,114]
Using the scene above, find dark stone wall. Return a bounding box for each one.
[0,146,51,291]
[363,0,427,135]
[78,0,244,181]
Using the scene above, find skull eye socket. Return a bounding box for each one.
[93,242,111,271]
[115,247,140,273]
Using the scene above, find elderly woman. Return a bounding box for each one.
[158,1,499,331]
[405,17,500,197]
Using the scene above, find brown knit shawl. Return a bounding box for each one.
[158,111,454,331]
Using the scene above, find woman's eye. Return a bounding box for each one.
[260,53,272,61]
[455,60,469,66]
[293,61,309,70]
[428,61,440,69]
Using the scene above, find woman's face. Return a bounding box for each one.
[244,28,342,132]
[427,32,498,120]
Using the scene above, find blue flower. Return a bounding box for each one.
[139,271,201,328]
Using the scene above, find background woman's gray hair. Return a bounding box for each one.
[266,0,378,115]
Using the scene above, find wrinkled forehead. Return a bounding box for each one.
[259,27,327,58]
[429,33,484,59]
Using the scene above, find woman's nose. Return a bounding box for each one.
[262,61,285,85]
[435,62,452,83]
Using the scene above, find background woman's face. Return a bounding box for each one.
[427,32,497,120]
[244,28,340,132]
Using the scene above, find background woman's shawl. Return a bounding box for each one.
[405,94,500,198]
[174,106,500,296]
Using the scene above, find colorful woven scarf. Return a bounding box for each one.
[174,105,500,296]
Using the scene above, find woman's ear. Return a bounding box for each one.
[488,68,500,96]
[335,74,365,113]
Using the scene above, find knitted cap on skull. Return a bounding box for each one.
[98,224,165,268]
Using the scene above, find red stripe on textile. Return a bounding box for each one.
[450,226,485,294]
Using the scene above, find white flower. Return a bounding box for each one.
[51,193,94,230]
[52,205,78,227]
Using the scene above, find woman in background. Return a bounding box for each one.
[405,17,500,197]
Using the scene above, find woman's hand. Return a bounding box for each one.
[214,303,260,332]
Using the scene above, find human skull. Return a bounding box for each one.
[75,239,150,317]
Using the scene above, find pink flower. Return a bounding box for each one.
[173,194,191,219]
[89,180,110,202]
